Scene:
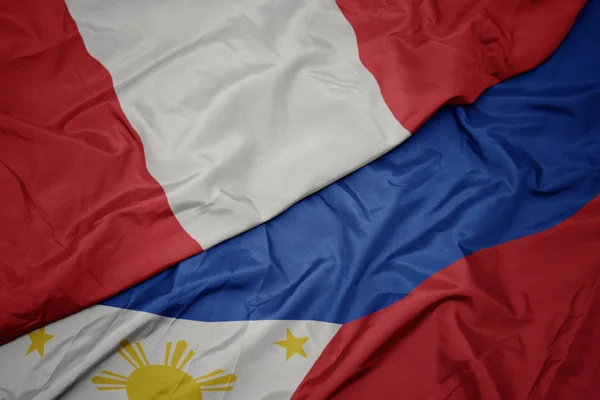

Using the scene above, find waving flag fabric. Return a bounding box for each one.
[2,1,600,398]
[0,0,587,344]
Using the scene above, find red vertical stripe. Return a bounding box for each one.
[292,196,600,399]
[336,0,587,132]
[0,0,201,344]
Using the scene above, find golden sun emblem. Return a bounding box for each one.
[92,339,236,400]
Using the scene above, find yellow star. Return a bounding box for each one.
[274,328,309,361]
[26,328,55,357]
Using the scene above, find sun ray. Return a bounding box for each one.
[120,339,146,368]
[164,341,172,366]
[177,348,195,370]
[202,387,235,392]
[99,370,128,380]
[97,386,127,391]
[194,369,225,381]
[134,342,150,366]
[92,376,129,386]
[170,340,187,367]
[116,348,139,370]
[197,374,237,387]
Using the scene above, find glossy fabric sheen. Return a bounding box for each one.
[0,0,585,344]
[293,195,600,399]
[66,0,409,249]
[104,1,600,326]
[0,305,340,399]
[0,0,202,344]
[336,0,587,131]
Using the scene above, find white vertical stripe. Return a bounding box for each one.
[66,0,410,248]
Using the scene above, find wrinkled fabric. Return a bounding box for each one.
[0,308,342,399]
[97,2,600,398]
[1,0,599,398]
[65,0,409,248]
[105,0,600,326]
[293,196,600,399]
[337,0,588,131]
[0,0,587,344]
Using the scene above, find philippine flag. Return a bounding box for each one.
[2,0,600,399]
[0,0,587,345]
